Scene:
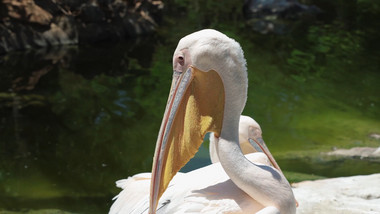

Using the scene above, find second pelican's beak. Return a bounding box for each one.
[149,67,225,213]
[247,128,299,207]
[247,128,282,173]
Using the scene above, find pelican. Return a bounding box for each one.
[110,29,296,214]
[209,115,281,172]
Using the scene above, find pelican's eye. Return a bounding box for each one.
[178,56,184,66]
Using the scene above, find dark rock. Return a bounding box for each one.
[78,2,106,23]
[2,0,53,26]
[243,0,321,34]
[34,0,61,15]
[0,0,164,54]
[0,13,78,54]
[243,0,320,19]
[41,15,78,46]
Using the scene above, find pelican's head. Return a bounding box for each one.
[149,29,249,213]
[239,115,262,153]
[239,115,283,174]
[173,29,248,119]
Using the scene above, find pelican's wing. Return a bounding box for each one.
[109,173,151,214]
[157,155,273,213]
[110,154,276,214]
[109,173,185,214]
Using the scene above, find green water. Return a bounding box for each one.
[1,3,380,213]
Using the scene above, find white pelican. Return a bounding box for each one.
[110,29,296,214]
[209,115,281,171]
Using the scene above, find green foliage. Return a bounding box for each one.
[308,24,363,62]
[286,49,317,81]
[164,0,243,28]
[285,23,366,82]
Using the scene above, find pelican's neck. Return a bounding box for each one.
[217,118,250,185]
[216,116,296,213]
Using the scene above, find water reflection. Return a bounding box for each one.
[0,38,165,213]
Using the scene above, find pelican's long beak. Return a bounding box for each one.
[149,67,225,213]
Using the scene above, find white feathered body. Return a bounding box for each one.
[110,153,282,214]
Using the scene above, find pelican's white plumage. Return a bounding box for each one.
[110,153,275,213]
[110,29,296,214]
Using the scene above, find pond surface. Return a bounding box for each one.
[0,25,379,213]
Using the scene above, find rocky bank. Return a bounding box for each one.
[293,173,380,214]
[0,0,163,54]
